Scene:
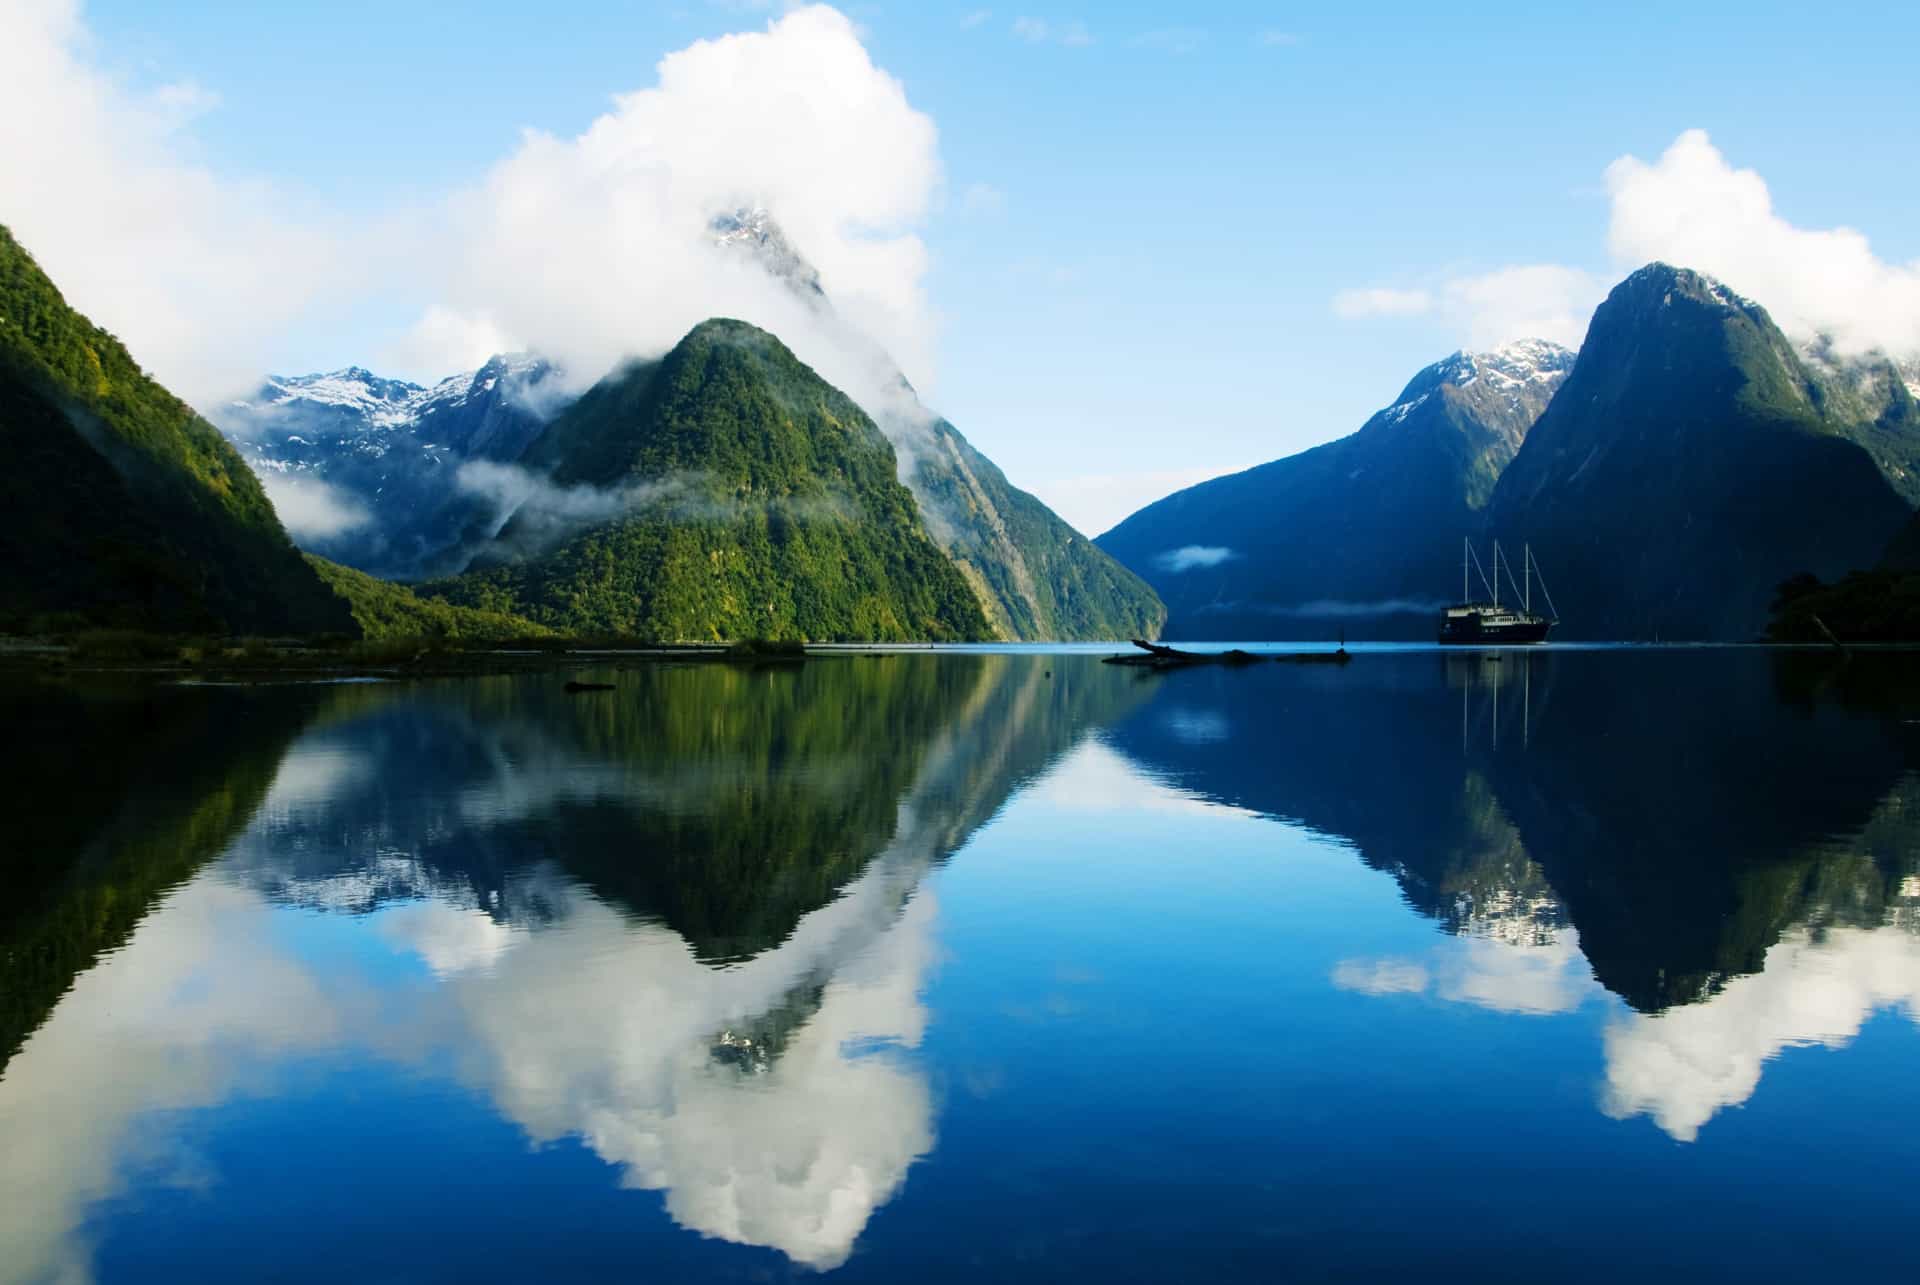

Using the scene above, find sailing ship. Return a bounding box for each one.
[1438,540,1557,645]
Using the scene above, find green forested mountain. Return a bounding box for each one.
[436,319,990,641]
[305,554,550,641]
[0,226,351,634]
[909,414,1165,639]
[1096,340,1574,639]
[1488,264,1916,640]
[710,209,1163,641]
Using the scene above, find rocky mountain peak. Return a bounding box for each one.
[709,207,825,299]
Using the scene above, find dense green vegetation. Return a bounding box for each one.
[912,417,1165,639]
[1097,343,1572,640]
[437,320,989,641]
[231,652,1148,964]
[0,225,351,635]
[1769,570,1920,642]
[1486,264,1916,640]
[306,554,551,640]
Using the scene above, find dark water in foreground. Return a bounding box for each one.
[2,649,1918,1282]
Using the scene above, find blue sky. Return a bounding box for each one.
[25,0,1920,532]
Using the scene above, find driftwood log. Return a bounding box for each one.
[1101,640,1351,669]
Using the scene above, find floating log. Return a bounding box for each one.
[1101,640,1351,668]
[563,680,617,692]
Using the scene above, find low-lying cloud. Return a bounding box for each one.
[456,459,859,563]
[1154,544,1236,572]
[255,473,370,540]
[455,460,693,557]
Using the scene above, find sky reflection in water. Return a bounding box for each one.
[1,650,1917,1283]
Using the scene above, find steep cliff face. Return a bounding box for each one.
[0,224,351,634]
[1488,264,1913,640]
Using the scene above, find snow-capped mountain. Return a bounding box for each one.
[1380,339,1579,445]
[710,208,826,300]
[214,354,563,579]
[1095,338,1577,640]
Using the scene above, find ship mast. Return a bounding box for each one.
[1524,543,1532,615]
[1492,541,1501,608]
[1463,537,1469,604]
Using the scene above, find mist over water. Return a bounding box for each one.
[2,649,1918,1282]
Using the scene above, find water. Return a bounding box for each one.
[2,649,1918,1282]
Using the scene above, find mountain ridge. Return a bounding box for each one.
[434,317,992,641]
[1486,261,1916,639]
[708,207,1165,641]
[1095,337,1575,639]
[0,224,351,635]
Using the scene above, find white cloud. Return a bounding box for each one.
[412,5,943,402]
[1605,129,1920,358]
[1331,958,1430,995]
[1333,932,1595,1016]
[1155,544,1236,572]
[0,3,943,418]
[1335,269,1599,349]
[1012,15,1049,41]
[1332,286,1434,319]
[1440,264,1602,350]
[1601,922,1920,1142]
[253,473,370,539]
[381,305,517,380]
[1258,30,1301,47]
[961,8,993,28]
[1336,129,1920,357]
[0,0,362,405]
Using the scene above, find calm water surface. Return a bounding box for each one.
[2,650,1918,1282]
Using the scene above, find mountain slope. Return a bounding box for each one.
[436,319,990,641]
[1488,264,1914,640]
[710,209,1163,640]
[305,555,551,640]
[214,354,562,579]
[1096,340,1575,639]
[0,225,351,634]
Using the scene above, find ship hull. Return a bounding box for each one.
[1437,615,1554,645]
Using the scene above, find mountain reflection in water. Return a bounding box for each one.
[1107,649,1920,1139]
[1,648,1917,1282]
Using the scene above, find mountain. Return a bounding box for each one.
[0,225,351,635]
[434,318,991,641]
[1095,339,1575,639]
[214,353,563,579]
[1103,647,1919,1015]
[1488,264,1917,640]
[1767,494,1920,642]
[304,554,550,640]
[709,209,1164,641]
